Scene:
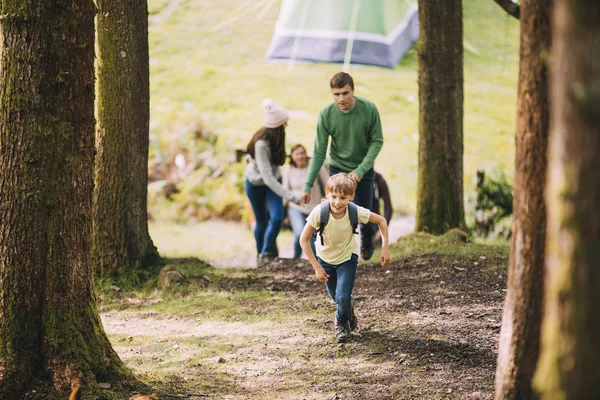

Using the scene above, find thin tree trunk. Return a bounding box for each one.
[0,0,129,393]
[494,1,551,398]
[94,0,159,276]
[416,0,464,235]
[534,0,600,398]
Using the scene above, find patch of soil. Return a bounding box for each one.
[253,252,507,399]
[102,250,507,400]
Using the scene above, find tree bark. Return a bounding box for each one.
[534,0,600,398]
[94,0,159,276]
[0,0,129,394]
[494,1,551,398]
[416,0,465,235]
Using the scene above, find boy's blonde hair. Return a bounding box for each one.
[326,173,357,196]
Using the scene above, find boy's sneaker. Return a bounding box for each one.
[335,319,352,343]
[349,297,358,332]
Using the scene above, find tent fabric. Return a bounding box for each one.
[265,0,419,69]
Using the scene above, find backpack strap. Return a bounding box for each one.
[314,200,330,246]
[348,202,359,235]
[314,200,359,246]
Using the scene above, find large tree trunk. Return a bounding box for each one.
[534,0,600,398]
[94,0,159,277]
[0,0,129,394]
[494,1,551,399]
[415,0,465,235]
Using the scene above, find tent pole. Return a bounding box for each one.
[288,0,311,71]
[343,0,361,72]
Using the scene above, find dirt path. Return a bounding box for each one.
[101,237,507,400]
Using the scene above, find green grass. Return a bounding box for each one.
[147,0,520,215]
[390,231,509,261]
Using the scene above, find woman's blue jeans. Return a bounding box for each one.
[245,179,284,255]
[287,207,316,259]
[318,253,358,323]
[329,166,376,250]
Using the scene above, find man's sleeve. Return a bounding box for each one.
[354,105,383,178]
[304,113,329,193]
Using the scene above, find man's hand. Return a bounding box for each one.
[348,171,361,183]
[380,246,391,267]
[300,192,311,205]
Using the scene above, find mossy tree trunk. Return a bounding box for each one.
[0,0,129,394]
[534,0,600,398]
[94,0,159,277]
[415,0,465,234]
[494,1,551,398]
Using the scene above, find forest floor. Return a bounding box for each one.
[95,226,508,400]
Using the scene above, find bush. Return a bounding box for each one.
[147,113,249,223]
[465,169,513,240]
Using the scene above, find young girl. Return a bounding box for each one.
[245,99,300,266]
[283,144,328,259]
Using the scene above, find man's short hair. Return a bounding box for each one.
[326,173,357,196]
[330,72,354,90]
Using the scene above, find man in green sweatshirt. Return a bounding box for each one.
[301,72,384,260]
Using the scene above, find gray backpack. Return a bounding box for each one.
[314,200,359,246]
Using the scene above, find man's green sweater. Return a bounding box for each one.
[303,96,384,193]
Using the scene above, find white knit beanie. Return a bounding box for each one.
[262,98,289,128]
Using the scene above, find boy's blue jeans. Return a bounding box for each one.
[329,166,376,250]
[318,253,358,323]
[245,179,284,255]
[287,207,316,259]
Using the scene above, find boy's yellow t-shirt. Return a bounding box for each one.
[306,203,371,265]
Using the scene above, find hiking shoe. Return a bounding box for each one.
[360,245,374,261]
[361,236,374,260]
[335,319,352,343]
[349,297,358,332]
[257,253,276,267]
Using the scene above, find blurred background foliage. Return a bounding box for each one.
[145,0,519,245]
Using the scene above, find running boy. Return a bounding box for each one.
[299,173,390,343]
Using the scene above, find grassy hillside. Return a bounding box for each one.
[147,0,520,215]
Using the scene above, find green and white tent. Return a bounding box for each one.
[265,0,419,69]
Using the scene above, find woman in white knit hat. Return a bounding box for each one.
[245,98,301,266]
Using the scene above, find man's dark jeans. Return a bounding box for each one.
[329,166,375,251]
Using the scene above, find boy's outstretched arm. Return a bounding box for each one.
[368,212,390,266]
[300,223,329,282]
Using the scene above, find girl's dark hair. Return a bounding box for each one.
[288,143,310,168]
[246,126,287,166]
